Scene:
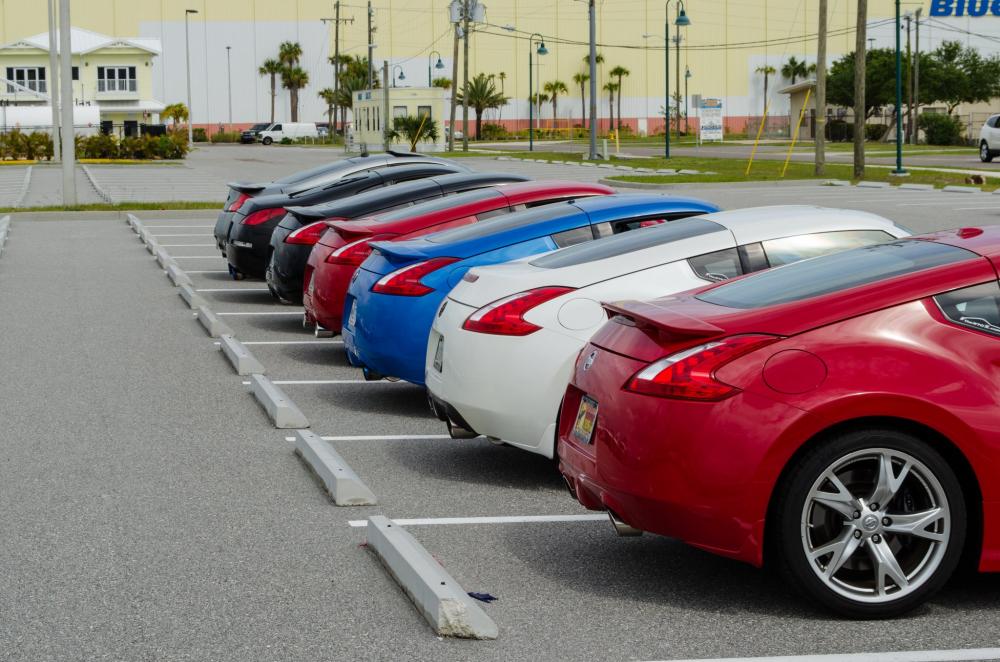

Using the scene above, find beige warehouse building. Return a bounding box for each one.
[0,1,995,135]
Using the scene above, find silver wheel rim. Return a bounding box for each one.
[800,447,950,604]
[983,144,990,159]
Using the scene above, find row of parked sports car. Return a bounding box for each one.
[215,151,1000,619]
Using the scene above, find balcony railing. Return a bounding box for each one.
[97,79,137,93]
[4,81,46,94]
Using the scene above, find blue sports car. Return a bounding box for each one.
[342,193,721,385]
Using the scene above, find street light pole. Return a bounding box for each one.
[587,0,599,160]
[47,0,60,162]
[58,0,75,205]
[392,65,404,88]
[185,9,197,144]
[892,0,906,174]
[428,50,444,87]
[684,66,691,135]
[665,3,670,157]
[528,33,546,152]
[226,45,232,132]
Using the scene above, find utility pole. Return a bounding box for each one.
[58,0,75,204]
[47,0,60,161]
[448,21,459,150]
[904,12,912,144]
[367,1,374,90]
[815,0,827,176]
[226,46,232,132]
[382,61,390,151]
[913,8,921,145]
[184,9,197,144]
[892,0,906,175]
[587,0,599,160]
[854,0,867,179]
[461,0,470,151]
[322,4,353,138]
[673,28,681,137]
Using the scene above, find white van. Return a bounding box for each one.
[258,122,318,145]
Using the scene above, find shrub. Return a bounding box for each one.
[480,123,508,140]
[918,113,964,146]
[864,123,889,141]
[210,131,240,143]
[280,136,294,144]
[193,127,208,142]
[78,133,119,159]
[826,119,854,142]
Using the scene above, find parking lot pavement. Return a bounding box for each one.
[0,165,29,207]
[119,211,1000,660]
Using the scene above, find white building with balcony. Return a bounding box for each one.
[0,27,164,134]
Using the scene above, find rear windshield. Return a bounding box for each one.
[375,188,502,222]
[426,203,581,243]
[697,239,975,309]
[529,217,725,269]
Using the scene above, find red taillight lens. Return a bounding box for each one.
[325,233,396,266]
[228,192,250,212]
[285,221,329,245]
[463,286,575,336]
[624,334,781,400]
[241,207,286,226]
[371,257,460,296]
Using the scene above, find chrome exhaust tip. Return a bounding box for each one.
[447,420,478,439]
[608,510,643,537]
[562,475,577,499]
[314,324,335,338]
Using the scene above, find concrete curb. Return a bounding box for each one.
[81,164,114,204]
[857,181,891,189]
[219,334,266,375]
[166,263,193,287]
[249,374,309,428]
[942,185,980,194]
[899,183,934,191]
[178,283,206,309]
[145,237,159,255]
[293,430,377,505]
[12,165,31,209]
[155,247,173,268]
[366,515,498,639]
[196,305,234,338]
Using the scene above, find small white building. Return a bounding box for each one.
[352,86,448,152]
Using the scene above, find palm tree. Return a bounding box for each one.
[755,64,777,117]
[609,66,630,130]
[258,59,283,124]
[278,41,302,67]
[318,87,336,138]
[543,80,568,128]
[432,77,452,89]
[572,72,589,128]
[582,52,605,67]
[781,56,807,84]
[282,66,309,122]
[529,92,550,126]
[161,102,189,130]
[603,81,619,134]
[455,72,509,139]
[497,72,507,123]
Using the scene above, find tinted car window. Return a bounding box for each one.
[373,188,501,222]
[551,226,595,249]
[426,203,580,243]
[698,240,974,309]
[934,281,1000,336]
[532,217,725,269]
[688,247,742,282]
[762,230,895,267]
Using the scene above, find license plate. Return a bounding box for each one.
[347,301,357,329]
[433,336,444,372]
[307,276,315,296]
[572,395,598,445]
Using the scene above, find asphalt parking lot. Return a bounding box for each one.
[3,178,1000,660]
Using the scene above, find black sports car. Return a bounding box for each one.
[214,151,470,260]
[265,172,531,304]
[225,161,469,279]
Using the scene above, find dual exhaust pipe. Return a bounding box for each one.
[562,477,642,537]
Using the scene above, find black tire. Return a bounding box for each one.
[772,428,966,618]
[262,136,273,145]
[980,141,993,163]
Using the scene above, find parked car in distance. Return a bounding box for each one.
[302,180,615,333]
[241,123,270,144]
[258,122,318,144]
[558,226,1000,618]
[342,194,720,386]
[214,151,470,258]
[226,161,468,279]
[426,206,910,456]
[264,172,532,303]
[979,114,1000,161]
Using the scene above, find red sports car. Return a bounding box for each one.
[302,180,614,334]
[558,226,1000,618]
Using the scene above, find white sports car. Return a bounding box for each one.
[424,205,911,458]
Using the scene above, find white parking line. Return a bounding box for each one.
[237,340,343,345]
[283,434,451,442]
[650,649,1000,662]
[240,379,385,385]
[172,255,227,259]
[196,288,270,292]
[215,311,304,316]
[348,514,608,527]
[186,270,229,274]
[144,225,216,229]
[955,206,1000,211]
[158,244,217,247]
[151,233,215,237]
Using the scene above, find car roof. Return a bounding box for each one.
[569,193,721,223]
[917,225,1000,272]
[498,180,615,204]
[698,205,907,244]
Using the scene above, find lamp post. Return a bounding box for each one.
[185,9,198,144]
[392,65,405,88]
[684,66,691,135]
[528,33,547,152]
[427,50,444,87]
[643,1,689,159]
[892,0,906,174]
[225,46,232,132]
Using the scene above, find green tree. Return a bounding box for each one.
[755,64,777,116]
[318,87,336,138]
[390,114,440,151]
[609,66,630,130]
[529,92,550,126]
[572,72,589,128]
[781,56,809,84]
[282,66,309,122]
[456,72,509,139]
[258,58,283,124]
[582,52,605,66]
[278,41,302,67]
[827,48,902,119]
[161,102,189,129]
[921,41,1000,114]
[603,81,619,133]
[432,77,452,89]
[543,80,568,126]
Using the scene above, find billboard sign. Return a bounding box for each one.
[699,98,724,142]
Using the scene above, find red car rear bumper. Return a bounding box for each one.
[303,243,356,332]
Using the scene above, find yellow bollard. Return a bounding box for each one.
[745,102,770,176]
[781,88,812,178]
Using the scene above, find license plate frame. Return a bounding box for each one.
[347,300,357,329]
[571,395,599,445]
[432,336,444,372]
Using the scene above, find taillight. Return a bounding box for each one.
[624,334,781,400]
[463,287,575,336]
[371,257,460,296]
[325,233,396,266]
[285,221,329,245]
[228,192,250,212]
[241,207,286,226]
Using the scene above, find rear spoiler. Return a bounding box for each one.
[284,205,329,220]
[368,240,432,265]
[602,299,723,340]
[227,181,266,194]
[326,219,376,241]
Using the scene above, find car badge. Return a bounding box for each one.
[583,350,598,371]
